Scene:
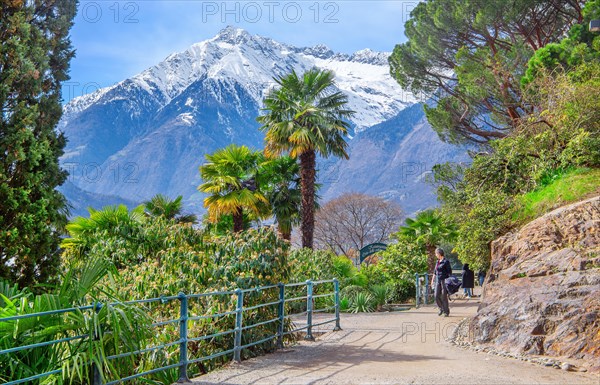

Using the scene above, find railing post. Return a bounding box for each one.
[415,273,420,308]
[277,283,285,349]
[333,279,341,331]
[305,280,315,341]
[92,302,103,385]
[177,292,189,383]
[234,289,244,362]
[424,273,430,305]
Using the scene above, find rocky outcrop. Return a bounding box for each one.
[469,196,600,371]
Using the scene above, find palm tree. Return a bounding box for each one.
[62,204,146,250]
[398,209,457,274]
[61,204,146,267]
[143,194,197,224]
[198,144,268,232]
[257,68,354,248]
[259,155,301,241]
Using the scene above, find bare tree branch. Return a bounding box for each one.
[314,193,404,257]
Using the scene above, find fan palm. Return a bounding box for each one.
[143,194,197,224]
[61,204,146,264]
[398,209,457,273]
[259,155,301,240]
[198,144,268,232]
[258,68,354,248]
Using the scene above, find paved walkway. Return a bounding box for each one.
[190,298,598,384]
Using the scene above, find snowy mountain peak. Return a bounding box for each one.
[212,25,253,45]
[63,28,415,133]
[350,48,390,66]
[299,44,335,59]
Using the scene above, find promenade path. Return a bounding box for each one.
[190,297,598,385]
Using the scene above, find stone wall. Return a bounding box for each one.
[469,196,600,371]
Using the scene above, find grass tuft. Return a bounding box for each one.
[514,168,600,225]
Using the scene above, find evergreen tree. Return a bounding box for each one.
[522,0,600,86]
[389,0,583,143]
[0,0,77,287]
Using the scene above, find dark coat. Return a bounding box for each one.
[462,264,475,289]
[435,258,452,280]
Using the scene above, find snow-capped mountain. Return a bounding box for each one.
[59,26,467,216]
[62,27,410,134]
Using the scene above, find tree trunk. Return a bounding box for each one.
[299,150,316,249]
[232,208,243,233]
[426,244,437,275]
[278,225,291,241]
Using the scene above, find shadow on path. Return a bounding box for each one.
[188,301,598,385]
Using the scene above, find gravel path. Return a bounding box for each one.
[189,298,598,384]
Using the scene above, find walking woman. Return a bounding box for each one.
[430,247,452,317]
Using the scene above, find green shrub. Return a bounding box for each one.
[340,284,367,298]
[287,248,336,283]
[331,256,370,289]
[59,224,294,383]
[360,264,387,286]
[339,297,350,312]
[349,272,368,287]
[374,240,428,302]
[370,284,391,310]
[389,280,416,303]
[113,228,291,377]
[0,259,152,384]
[348,292,374,313]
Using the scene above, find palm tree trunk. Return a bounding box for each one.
[277,217,292,241]
[299,150,316,249]
[278,224,292,241]
[426,244,436,275]
[233,208,244,233]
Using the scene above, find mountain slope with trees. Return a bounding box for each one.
[389,0,584,144]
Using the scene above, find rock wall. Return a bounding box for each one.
[469,196,600,371]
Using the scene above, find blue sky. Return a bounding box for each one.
[64,0,416,102]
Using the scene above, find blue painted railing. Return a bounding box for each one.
[0,279,341,384]
[415,273,432,308]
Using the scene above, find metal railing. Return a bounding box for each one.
[415,273,433,308]
[0,279,341,384]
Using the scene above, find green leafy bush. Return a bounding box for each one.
[348,292,374,313]
[360,264,387,286]
[339,297,350,312]
[332,256,368,288]
[287,248,336,283]
[0,259,152,384]
[434,61,600,270]
[375,240,428,302]
[370,284,391,311]
[113,228,291,378]
[6,223,293,384]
